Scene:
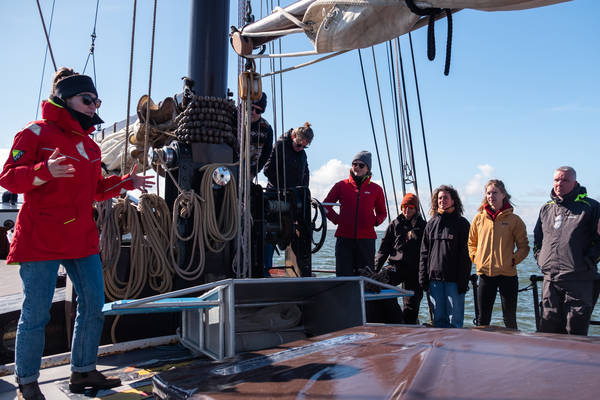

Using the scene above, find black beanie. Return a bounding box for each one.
[352,151,372,171]
[53,75,98,99]
[252,92,267,112]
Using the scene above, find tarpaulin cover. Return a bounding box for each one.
[153,324,600,399]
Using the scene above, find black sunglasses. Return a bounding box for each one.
[251,106,263,114]
[352,162,366,169]
[76,93,102,108]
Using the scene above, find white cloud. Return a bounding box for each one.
[465,164,495,196]
[309,159,349,201]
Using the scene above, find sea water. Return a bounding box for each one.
[273,233,600,335]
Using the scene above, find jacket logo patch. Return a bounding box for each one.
[502,222,509,226]
[12,150,24,161]
[553,214,563,230]
[364,191,371,194]
[448,234,454,239]
[76,142,89,160]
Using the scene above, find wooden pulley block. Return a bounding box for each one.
[231,31,253,56]
[238,61,262,101]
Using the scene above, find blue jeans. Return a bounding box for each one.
[429,280,465,328]
[263,243,275,277]
[15,254,105,384]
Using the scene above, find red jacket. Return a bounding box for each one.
[0,100,134,263]
[323,173,387,239]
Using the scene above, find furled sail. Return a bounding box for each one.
[232,0,571,56]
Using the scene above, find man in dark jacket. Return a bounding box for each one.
[263,122,312,190]
[534,166,600,335]
[248,93,273,179]
[375,193,426,324]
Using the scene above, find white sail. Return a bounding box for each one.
[234,0,571,55]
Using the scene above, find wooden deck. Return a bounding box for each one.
[0,260,21,298]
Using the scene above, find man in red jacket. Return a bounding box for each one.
[323,151,387,276]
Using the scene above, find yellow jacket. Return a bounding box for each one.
[468,207,529,277]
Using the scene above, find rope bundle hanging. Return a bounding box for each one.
[174,96,238,146]
[139,193,174,293]
[404,0,453,76]
[103,198,147,301]
[169,190,206,281]
[199,164,239,253]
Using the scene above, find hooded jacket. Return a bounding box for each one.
[323,172,387,239]
[419,211,471,292]
[375,213,426,271]
[533,184,600,281]
[0,100,135,263]
[263,130,308,189]
[468,206,529,277]
[249,117,273,175]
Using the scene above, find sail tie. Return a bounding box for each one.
[404,0,453,76]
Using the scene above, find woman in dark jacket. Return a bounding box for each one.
[374,193,426,324]
[419,185,471,328]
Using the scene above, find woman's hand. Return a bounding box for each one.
[48,148,75,178]
[129,164,154,191]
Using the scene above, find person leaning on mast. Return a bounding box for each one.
[262,122,314,276]
[468,179,529,329]
[248,92,273,179]
[534,166,600,335]
[323,151,387,277]
[419,185,471,328]
[0,67,153,400]
[373,193,426,324]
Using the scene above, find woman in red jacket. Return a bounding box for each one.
[0,67,152,400]
[323,151,387,276]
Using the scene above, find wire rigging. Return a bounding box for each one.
[35,0,56,120]
[370,46,399,216]
[408,32,433,197]
[35,0,57,72]
[357,49,391,222]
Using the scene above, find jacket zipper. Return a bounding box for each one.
[354,184,361,239]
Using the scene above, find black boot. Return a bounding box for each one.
[16,381,46,400]
[69,370,121,393]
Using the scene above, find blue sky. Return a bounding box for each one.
[0,0,598,231]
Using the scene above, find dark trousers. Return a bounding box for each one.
[402,276,424,325]
[477,274,519,329]
[335,237,375,276]
[540,279,594,335]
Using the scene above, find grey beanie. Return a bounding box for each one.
[352,151,372,171]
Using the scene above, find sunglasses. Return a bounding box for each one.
[294,140,309,149]
[76,93,102,108]
[403,205,416,210]
[251,106,263,114]
[352,162,366,169]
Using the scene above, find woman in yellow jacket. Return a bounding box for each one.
[468,179,529,329]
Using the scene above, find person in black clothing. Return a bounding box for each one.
[2,190,17,205]
[263,122,313,190]
[261,122,314,275]
[534,166,600,335]
[374,193,426,324]
[248,92,273,179]
[419,185,471,328]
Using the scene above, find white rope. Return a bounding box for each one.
[259,50,349,77]
[241,28,304,37]
[272,6,308,29]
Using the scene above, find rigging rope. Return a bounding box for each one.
[370,46,399,216]
[408,32,433,196]
[394,39,420,198]
[357,49,391,222]
[35,0,57,72]
[35,0,56,120]
[143,0,159,174]
[122,0,138,174]
[385,40,406,196]
[82,0,100,76]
